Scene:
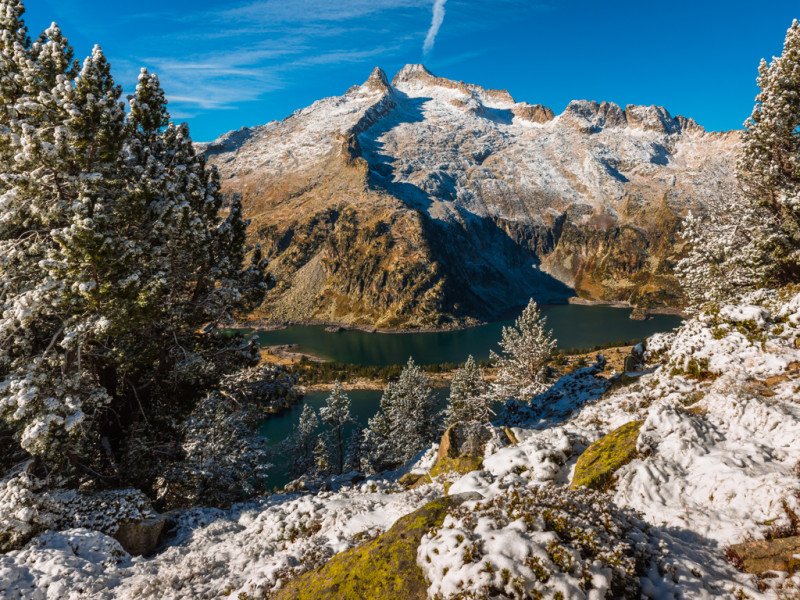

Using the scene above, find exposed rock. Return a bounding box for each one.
[571,421,643,490]
[410,424,510,490]
[428,455,483,482]
[271,493,481,600]
[363,67,390,93]
[511,103,554,123]
[728,536,800,574]
[562,99,628,132]
[398,472,426,488]
[203,64,739,328]
[436,422,497,462]
[623,355,640,372]
[112,514,165,557]
[503,426,519,445]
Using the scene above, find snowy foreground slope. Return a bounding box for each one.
[2,291,800,599]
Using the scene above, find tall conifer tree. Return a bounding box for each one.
[490,300,556,403]
[0,1,269,486]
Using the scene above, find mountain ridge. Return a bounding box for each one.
[201,64,740,328]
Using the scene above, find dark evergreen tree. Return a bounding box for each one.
[738,19,800,283]
[445,355,489,426]
[319,382,352,475]
[0,1,271,493]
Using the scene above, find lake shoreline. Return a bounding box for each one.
[238,300,686,334]
[566,297,688,319]
[288,344,636,394]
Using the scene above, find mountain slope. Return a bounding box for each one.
[202,65,739,328]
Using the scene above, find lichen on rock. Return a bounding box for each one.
[271,493,480,600]
[570,421,643,491]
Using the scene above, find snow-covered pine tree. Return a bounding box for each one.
[677,19,800,309]
[386,357,437,462]
[0,1,270,490]
[145,364,296,508]
[445,355,489,426]
[361,409,394,475]
[0,0,30,122]
[312,437,332,478]
[319,381,352,475]
[675,197,776,310]
[738,19,800,282]
[343,421,367,473]
[490,300,557,403]
[362,357,437,473]
[286,404,318,478]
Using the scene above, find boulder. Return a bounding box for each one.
[728,536,800,575]
[272,493,481,600]
[398,472,426,488]
[429,455,483,480]
[571,421,643,491]
[413,423,510,488]
[623,355,640,373]
[112,514,166,556]
[436,422,501,463]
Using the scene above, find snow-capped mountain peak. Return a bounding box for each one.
[202,65,739,328]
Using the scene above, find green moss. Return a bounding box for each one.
[398,472,425,488]
[270,496,465,600]
[429,455,483,479]
[571,421,643,491]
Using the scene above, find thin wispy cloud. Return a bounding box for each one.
[423,0,447,55]
[47,0,558,139]
[211,0,428,24]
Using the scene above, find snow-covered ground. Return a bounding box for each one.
[2,289,800,599]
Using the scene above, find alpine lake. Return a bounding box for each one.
[251,303,683,489]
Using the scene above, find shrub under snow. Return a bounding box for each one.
[0,470,154,553]
[418,485,650,600]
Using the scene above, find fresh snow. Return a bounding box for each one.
[2,290,800,598]
[203,65,739,231]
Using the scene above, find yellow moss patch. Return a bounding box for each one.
[398,472,425,488]
[429,455,483,479]
[571,421,643,491]
[270,496,464,600]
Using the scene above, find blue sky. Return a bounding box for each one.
[24,0,800,141]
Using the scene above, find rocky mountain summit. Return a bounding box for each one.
[202,65,740,328]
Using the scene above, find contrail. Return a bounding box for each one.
[423,0,447,55]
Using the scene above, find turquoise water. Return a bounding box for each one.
[249,304,682,366]
[257,303,683,488]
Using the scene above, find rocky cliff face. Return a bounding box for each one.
[201,64,740,328]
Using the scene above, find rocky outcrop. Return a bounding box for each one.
[112,514,165,556]
[436,422,496,462]
[511,103,555,123]
[571,421,643,490]
[425,423,511,487]
[271,493,480,600]
[728,536,800,575]
[203,64,739,328]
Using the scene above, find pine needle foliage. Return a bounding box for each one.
[738,19,800,282]
[445,355,489,426]
[319,381,352,475]
[678,19,800,309]
[490,300,557,403]
[0,1,271,489]
[362,357,438,474]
